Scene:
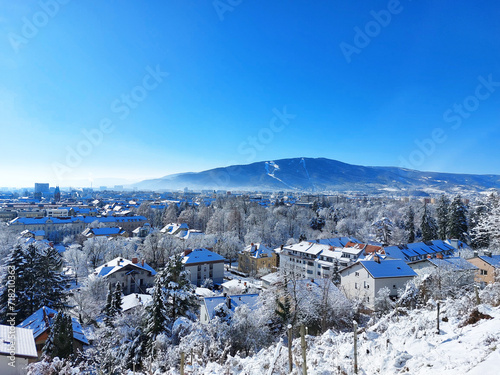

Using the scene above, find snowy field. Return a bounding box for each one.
[157,300,500,375]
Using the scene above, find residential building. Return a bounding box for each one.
[181,248,225,286]
[467,252,500,285]
[17,306,88,359]
[82,227,128,238]
[384,240,456,262]
[340,257,417,309]
[0,325,37,374]
[238,243,278,275]
[121,293,153,313]
[92,257,156,295]
[409,256,478,287]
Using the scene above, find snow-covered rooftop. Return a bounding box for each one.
[182,248,225,265]
[121,293,152,312]
[18,306,89,345]
[358,259,417,279]
[94,257,156,278]
[203,294,260,320]
[0,325,37,358]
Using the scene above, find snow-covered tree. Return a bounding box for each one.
[372,217,393,245]
[448,195,468,242]
[404,206,415,243]
[420,203,437,242]
[42,312,74,359]
[437,195,450,240]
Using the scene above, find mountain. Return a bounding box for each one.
[132,157,500,193]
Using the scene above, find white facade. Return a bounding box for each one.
[182,249,225,286]
[340,261,416,309]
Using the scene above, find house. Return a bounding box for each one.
[92,257,156,295]
[199,294,260,324]
[467,252,500,285]
[340,257,417,309]
[0,325,38,374]
[277,241,329,279]
[82,226,128,238]
[409,256,478,287]
[161,223,189,236]
[384,240,456,262]
[17,306,88,359]
[181,248,225,286]
[238,243,278,275]
[260,272,282,289]
[221,279,260,294]
[121,293,153,313]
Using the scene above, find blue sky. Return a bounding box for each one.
[1,0,500,188]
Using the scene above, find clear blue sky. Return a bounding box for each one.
[1,0,500,188]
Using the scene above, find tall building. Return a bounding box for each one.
[34,183,49,200]
[54,186,61,202]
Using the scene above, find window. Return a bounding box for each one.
[355,282,358,289]
[480,269,488,275]
[393,285,397,289]
[355,272,359,276]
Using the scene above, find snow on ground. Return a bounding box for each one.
[176,300,500,375]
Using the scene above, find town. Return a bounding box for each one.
[0,183,499,374]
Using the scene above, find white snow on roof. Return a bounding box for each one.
[0,325,37,358]
[121,293,152,312]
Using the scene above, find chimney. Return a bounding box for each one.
[427,254,432,259]
[132,257,139,264]
[184,249,193,257]
[141,259,145,267]
[374,255,380,263]
[485,251,493,258]
[436,253,443,259]
[473,250,479,258]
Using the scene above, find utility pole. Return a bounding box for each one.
[180,351,185,375]
[353,320,358,374]
[288,324,293,373]
[436,302,440,334]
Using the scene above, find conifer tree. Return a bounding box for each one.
[448,195,469,242]
[405,206,416,243]
[421,203,438,242]
[43,311,74,359]
[113,282,123,315]
[436,195,450,240]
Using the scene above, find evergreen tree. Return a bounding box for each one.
[162,255,198,323]
[331,259,341,286]
[448,195,469,242]
[404,206,416,243]
[113,282,123,315]
[421,203,438,242]
[0,243,67,324]
[145,272,168,350]
[436,195,450,240]
[43,311,74,359]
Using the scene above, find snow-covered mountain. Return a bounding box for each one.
[133,157,500,193]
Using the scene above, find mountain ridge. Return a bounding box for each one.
[132,157,500,193]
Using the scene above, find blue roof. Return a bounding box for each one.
[182,248,225,265]
[479,255,500,268]
[98,266,115,277]
[10,215,147,226]
[18,306,89,345]
[428,257,478,271]
[91,227,123,235]
[203,294,260,320]
[360,259,417,278]
[384,240,456,262]
[313,237,361,247]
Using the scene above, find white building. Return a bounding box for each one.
[340,257,417,309]
[181,248,225,286]
[0,325,37,375]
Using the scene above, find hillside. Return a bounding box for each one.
[133,157,500,193]
[189,300,500,374]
